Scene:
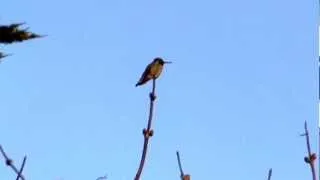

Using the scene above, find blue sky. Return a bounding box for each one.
[0,0,318,179]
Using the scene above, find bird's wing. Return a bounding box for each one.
[139,62,152,79]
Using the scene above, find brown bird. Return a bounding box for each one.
[136,57,171,87]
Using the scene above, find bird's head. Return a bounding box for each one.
[153,57,172,65]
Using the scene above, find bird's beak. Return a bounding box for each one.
[164,61,172,64]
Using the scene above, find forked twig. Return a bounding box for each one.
[16,156,27,180]
[0,145,26,180]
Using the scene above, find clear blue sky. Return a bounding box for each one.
[0,0,318,179]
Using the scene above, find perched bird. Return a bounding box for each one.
[135,57,171,87]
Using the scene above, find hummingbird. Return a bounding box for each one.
[135,57,171,87]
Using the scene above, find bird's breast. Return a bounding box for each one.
[150,64,163,78]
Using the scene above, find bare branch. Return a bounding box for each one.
[134,78,157,180]
[0,145,26,180]
[176,151,184,178]
[267,168,272,180]
[302,121,317,180]
[176,151,190,180]
[96,174,107,180]
[16,156,27,180]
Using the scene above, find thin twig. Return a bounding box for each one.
[96,174,107,180]
[0,145,26,180]
[16,156,27,180]
[267,168,272,180]
[134,78,156,180]
[176,151,190,180]
[176,151,184,178]
[302,121,317,180]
